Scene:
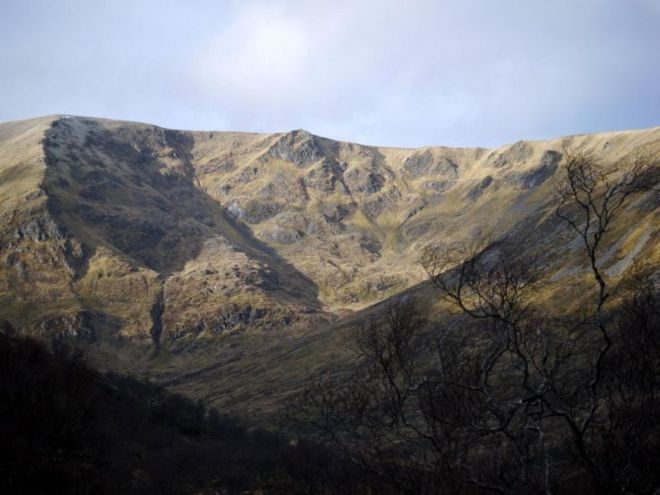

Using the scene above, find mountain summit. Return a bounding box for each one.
[1,116,658,347]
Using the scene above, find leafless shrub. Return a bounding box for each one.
[295,151,658,494]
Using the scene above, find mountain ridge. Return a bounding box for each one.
[0,115,658,417]
[2,116,658,328]
[6,112,658,149]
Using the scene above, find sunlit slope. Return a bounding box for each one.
[189,124,660,310]
[0,115,657,358]
[0,117,325,346]
[155,173,659,422]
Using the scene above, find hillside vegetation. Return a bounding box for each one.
[0,115,658,419]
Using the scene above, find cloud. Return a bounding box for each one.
[194,4,310,105]
[182,0,660,146]
[1,0,658,147]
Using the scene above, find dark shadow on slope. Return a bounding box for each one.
[0,331,362,494]
[336,205,568,328]
[41,117,320,308]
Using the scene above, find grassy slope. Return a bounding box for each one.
[150,126,660,422]
[0,115,657,423]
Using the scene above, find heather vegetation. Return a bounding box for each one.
[292,152,660,493]
[0,117,658,493]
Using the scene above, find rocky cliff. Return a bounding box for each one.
[1,116,658,364]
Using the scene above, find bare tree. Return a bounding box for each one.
[591,263,660,493]
[555,151,652,386]
[420,242,556,493]
[420,151,658,492]
[295,151,658,494]
[551,151,658,484]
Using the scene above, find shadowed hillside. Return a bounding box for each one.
[1,117,326,351]
[0,115,658,420]
[0,329,363,494]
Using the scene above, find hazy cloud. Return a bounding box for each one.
[1,0,658,147]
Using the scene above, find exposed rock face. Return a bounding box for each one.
[509,150,562,189]
[320,203,355,224]
[489,140,535,168]
[344,168,385,194]
[304,159,347,194]
[14,216,64,242]
[0,115,658,355]
[467,175,493,200]
[0,117,323,346]
[262,130,324,167]
[402,151,459,180]
[258,211,316,245]
[33,311,95,341]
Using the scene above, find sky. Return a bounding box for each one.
[1,0,659,148]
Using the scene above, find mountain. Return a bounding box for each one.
[1,115,658,417]
[0,331,338,494]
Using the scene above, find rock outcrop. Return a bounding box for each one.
[0,115,658,356]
